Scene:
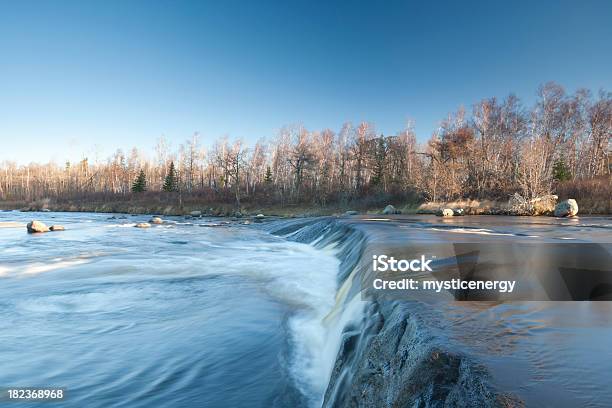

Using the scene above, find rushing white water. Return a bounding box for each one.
[0,211,362,408]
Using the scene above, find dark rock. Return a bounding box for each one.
[49,225,65,231]
[323,302,517,407]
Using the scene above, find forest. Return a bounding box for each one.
[1,82,610,214]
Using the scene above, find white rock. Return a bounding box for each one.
[149,217,163,224]
[27,220,50,233]
[554,199,579,217]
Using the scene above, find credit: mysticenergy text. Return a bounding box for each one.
[371,254,516,293]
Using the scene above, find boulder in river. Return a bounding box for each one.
[344,210,359,216]
[26,220,49,233]
[134,222,151,228]
[149,216,163,224]
[439,208,454,217]
[554,199,579,217]
[190,211,202,217]
[49,225,65,231]
[382,205,401,215]
[452,208,464,216]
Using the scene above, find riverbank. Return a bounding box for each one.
[0,196,420,217]
[2,194,610,218]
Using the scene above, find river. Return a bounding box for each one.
[0,211,343,407]
[1,211,611,407]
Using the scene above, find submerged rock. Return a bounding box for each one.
[149,216,163,224]
[49,225,65,231]
[27,220,50,233]
[554,199,579,217]
[134,222,151,228]
[382,205,401,215]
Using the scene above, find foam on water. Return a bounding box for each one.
[22,259,90,275]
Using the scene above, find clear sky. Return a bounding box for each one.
[1,0,611,164]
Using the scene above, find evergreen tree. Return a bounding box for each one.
[264,166,273,184]
[553,156,571,182]
[132,169,147,192]
[163,161,178,192]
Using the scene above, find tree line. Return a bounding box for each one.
[1,82,610,210]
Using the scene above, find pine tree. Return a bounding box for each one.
[132,169,147,192]
[163,161,178,192]
[264,166,273,184]
[553,156,571,182]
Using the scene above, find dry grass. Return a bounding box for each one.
[554,176,611,215]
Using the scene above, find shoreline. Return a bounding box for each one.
[1,197,609,218]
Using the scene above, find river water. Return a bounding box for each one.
[0,211,341,408]
[1,211,611,407]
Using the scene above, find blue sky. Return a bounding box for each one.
[1,0,611,164]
